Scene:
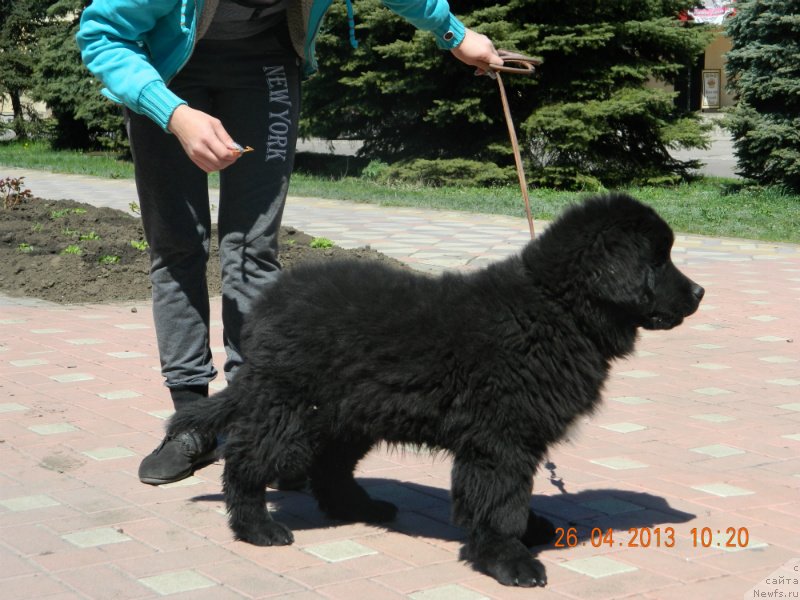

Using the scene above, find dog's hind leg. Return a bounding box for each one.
[309,437,398,524]
[452,455,547,587]
[223,437,294,547]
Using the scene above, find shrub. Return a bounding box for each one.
[382,159,515,188]
[724,0,800,191]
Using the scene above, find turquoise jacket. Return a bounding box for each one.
[77,0,466,132]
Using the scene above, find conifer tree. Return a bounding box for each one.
[725,0,800,191]
[0,0,48,137]
[301,0,715,189]
[30,0,126,150]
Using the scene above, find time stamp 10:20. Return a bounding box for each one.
[554,526,751,549]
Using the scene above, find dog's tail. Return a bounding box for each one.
[166,385,240,438]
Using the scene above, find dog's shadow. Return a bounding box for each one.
[190,478,695,553]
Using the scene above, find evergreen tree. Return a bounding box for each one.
[725,0,800,191]
[0,0,49,138]
[30,0,126,150]
[301,0,714,189]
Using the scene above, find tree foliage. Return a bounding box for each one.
[1,0,125,150]
[302,0,715,189]
[30,0,126,150]
[724,0,800,191]
[0,0,49,137]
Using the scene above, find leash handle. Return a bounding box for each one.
[489,51,542,75]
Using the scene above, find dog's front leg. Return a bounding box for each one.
[451,456,547,587]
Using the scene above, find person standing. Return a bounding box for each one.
[77,0,503,485]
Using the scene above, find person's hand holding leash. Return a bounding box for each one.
[450,28,503,76]
[168,104,241,173]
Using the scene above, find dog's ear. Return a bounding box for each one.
[584,230,653,309]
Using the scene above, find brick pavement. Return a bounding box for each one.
[1,168,799,599]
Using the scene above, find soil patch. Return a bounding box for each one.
[0,197,406,304]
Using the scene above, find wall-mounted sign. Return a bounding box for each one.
[702,69,721,109]
[689,0,736,24]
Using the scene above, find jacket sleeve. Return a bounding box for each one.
[380,0,466,49]
[76,0,188,131]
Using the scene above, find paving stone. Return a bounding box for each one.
[304,540,379,563]
[82,447,137,461]
[690,444,745,458]
[580,497,645,515]
[768,378,800,387]
[600,422,647,433]
[28,423,79,435]
[98,390,141,400]
[559,556,638,578]
[62,527,132,548]
[618,370,659,379]
[691,483,755,497]
[49,373,95,383]
[609,396,652,405]
[589,457,649,470]
[138,570,216,595]
[107,351,148,359]
[0,494,61,511]
[408,584,489,600]
[691,413,736,423]
[693,387,733,396]
[10,358,49,367]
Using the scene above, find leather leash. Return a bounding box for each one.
[488,51,542,238]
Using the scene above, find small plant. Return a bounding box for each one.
[50,207,87,219]
[130,239,149,251]
[310,237,335,249]
[98,255,120,265]
[62,226,80,238]
[17,243,34,253]
[128,201,140,214]
[79,231,101,241]
[61,244,82,256]
[31,222,43,233]
[284,239,297,246]
[1,176,33,209]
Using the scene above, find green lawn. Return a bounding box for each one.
[2,141,798,243]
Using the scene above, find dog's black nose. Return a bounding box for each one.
[692,284,705,302]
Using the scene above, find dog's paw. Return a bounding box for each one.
[490,554,547,587]
[520,511,556,547]
[236,521,294,546]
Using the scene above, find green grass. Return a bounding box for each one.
[2,141,798,243]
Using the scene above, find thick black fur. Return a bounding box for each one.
[168,193,704,587]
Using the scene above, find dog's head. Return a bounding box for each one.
[533,193,704,330]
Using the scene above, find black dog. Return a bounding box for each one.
[169,193,703,587]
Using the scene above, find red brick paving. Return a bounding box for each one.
[1,168,798,599]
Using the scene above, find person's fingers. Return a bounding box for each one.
[168,105,240,172]
[451,29,503,72]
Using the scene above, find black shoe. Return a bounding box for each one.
[138,430,219,485]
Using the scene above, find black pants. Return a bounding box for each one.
[126,22,301,394]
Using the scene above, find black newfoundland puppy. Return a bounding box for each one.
[169,193,703,587]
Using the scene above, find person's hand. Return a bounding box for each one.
[167,104,241,173]
[450,28,503,76]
